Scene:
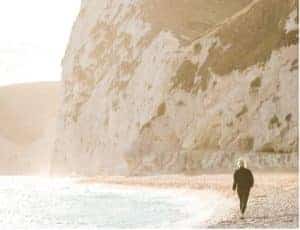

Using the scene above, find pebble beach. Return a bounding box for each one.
[82,170,299,228]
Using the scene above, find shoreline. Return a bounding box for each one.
[80,171,298,228]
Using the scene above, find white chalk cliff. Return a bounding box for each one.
[52,0,298,175]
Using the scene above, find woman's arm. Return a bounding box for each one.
[232,171,237,191]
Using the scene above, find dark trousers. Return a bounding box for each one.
[237,189,250,214]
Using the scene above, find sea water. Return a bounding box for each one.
[0,176,231,229]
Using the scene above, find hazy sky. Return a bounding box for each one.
[0,0,81,86]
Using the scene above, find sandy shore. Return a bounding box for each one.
[81,170,298,228]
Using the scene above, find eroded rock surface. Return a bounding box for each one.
[52,0,298,175]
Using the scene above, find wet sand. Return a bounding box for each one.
[81,170,298,228]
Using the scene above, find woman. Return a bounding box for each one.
[232,159,254,219]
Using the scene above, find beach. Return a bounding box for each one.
[82,170,299,228]
[0,176,213,229]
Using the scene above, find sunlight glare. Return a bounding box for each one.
[0,0,81,86]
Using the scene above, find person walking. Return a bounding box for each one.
[232,159,254,219]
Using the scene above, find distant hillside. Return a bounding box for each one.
[0,82,60,146]
[0,82,60,174]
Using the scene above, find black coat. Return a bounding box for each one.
[232,167,254,191]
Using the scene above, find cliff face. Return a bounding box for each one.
[53,0,298,175]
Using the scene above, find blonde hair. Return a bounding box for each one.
[237,158,247,168]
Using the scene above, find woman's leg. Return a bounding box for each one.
[241,190,250,214]
[237,189,243,213]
